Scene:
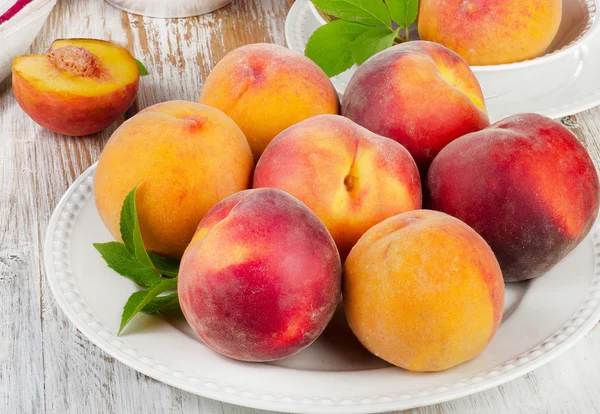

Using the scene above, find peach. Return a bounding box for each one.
[179,188,342,362]
[199,43,339,159]
[344,210,504,372]
[341,41,489,173]
[418,0,562,65]
[253,115,422,258]
[94,100,253,258]
[12,38,139,136]
[427,113,600,282]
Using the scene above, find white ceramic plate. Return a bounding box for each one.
[285,0,600,122]
[44,163,600,413]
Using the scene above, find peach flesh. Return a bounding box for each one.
[12,38,139,136]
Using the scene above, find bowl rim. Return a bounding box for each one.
[105,0,233,18]
[307,0,598,72]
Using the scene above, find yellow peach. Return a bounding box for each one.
[199,43,339,159]
[94,100,253,258]
[418,0,562,65]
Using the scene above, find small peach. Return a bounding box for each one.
[342,41,489,173]
[254,115,421,258]
[199,43,339,159]
[418,0,562,65]
[428,113,600,281]
[344,210,504,372]
[179,188,342,362]
[94,100,253,258]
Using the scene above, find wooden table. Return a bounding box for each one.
[2,0,600,413]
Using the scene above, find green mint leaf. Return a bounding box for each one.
[135,58,149,76]
[119,187,136,254]
[312,0,391,28]
[93,242,164,288]
[141,292,179,314]
[148,252,180,277]
[119,277,178,334]
[386,0,419,29]
[351,27,398,65]
[120,185,155,269]
[306,20,372,77]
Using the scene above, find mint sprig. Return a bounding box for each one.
[312,0,392,28]
[94,186,181,335]
[93,242,165,288]
[119,278,178,334]
[351,27,401,65]
[306,20,373,77]
[386,0,419,30]
[306,0,419,77]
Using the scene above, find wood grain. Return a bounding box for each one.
[1,0,600,413]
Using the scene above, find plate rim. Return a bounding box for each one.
[44,162,600,413]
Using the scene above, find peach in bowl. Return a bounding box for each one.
[306,0,598,116]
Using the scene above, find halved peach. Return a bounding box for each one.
[12,39,140,136]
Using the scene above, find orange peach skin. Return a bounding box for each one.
[253,115,422,258]
[94,100,253,258]
[12,39,139,136]
[341,41,489,173]
[199,43,339,159]
[418,0,562,65]
[179,188,342,362]
[344,210,504,372]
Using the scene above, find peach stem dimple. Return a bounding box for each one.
[344,174,357,192]
[48,46,100,77]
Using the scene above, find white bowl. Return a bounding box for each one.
[0,0,56,83]
[307,0,598,104]
[106,0,232,18]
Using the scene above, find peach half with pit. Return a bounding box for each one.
[12,38,140,136]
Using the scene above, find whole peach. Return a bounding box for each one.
[344,210,504,372]
[94,100,253,258]
[199,43,339,159]
[13,39,139,136]
[179,188,342,362]
[428,113,600,282]
[254,115,421,258]
[342,41,489,173]
[418,0,562,65]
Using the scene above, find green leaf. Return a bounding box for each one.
[148,252,180,277]
[119,187,136,254]
[312,0,392,28]
[119,277,178,334]
[141,292,179,314]
[306,20,372,77]
[386,0,419,29]
[120,186,155,269]
[351,27,399,65]
[93,242,164,288]
[135,58,149,76]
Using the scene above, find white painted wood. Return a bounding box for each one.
[1,0,599,413]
